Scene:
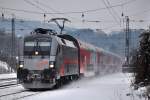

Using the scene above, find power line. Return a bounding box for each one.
[32,0,81,21]
[23,0,45,12]
[105,0,120,20]
[0,0,137,15]
[102,0,120,25]
[0,6,43,14]
[60,0,137,14]
[31,0,56,18]
[32,0,58,13]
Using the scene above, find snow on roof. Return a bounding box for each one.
[56,36,77,48]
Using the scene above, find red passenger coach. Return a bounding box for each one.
[57,34,122,77]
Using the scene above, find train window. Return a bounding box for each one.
[24,41,51,56]
[38,42,51,46]
[25,42,36,46]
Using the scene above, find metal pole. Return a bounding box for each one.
[11,17,15,72]
[125,16,130,67]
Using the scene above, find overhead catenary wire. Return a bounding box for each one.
[1,14,147,34]
[1,0,145,32]
[0,0,137,15]
[105,0,121,24]
[21,0,101,28]
[1,12,148,26]
[31,0,57,18]
[0,0,138,29]
[31,0,79,20]
[32,0,58,13]
[102,0,120,25]
[31,0,81,21]
[23,0,45,12]
[105,0,120,19]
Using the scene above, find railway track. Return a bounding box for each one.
[0,80,45,100]
[0,78,19,89]
[0,83,21,89]
[0,89,43,100]
[0,90,26,98]
[0,80,17,85]
[0,75,44,99]
[15,91,43,100]
[0,78,16,81]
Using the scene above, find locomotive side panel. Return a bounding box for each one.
[62,46,79,76]
[55,38,79,80]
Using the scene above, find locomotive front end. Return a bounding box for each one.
[17,33,58,89]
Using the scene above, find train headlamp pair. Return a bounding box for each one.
[49,61,54,68]
[19,61,24,68]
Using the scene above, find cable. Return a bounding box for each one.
[23,0,45,12]
[31,0,83,22]
[102,0,120,25]
[0,0,137,15]
[105,0,120,21]
[0,6,43,14]
[31,0,56,18]
[33,0,58,13]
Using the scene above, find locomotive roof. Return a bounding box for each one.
[24,34,52,41]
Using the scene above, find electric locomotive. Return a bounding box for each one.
[17,28,122,89]
[17,28,80,89]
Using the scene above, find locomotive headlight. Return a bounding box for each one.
[35,51,39,55]
[49,64,54,68]
[19,64,24,68]
[49,62,54,68]
[19,61,24,68]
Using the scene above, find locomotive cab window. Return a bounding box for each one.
[24,38,51,56]
[25,42,36,46]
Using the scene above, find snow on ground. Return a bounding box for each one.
[24,72,144,100]
[0,73,16,79]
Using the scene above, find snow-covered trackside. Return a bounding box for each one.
[24,73,144,100]
[0,73,16,80]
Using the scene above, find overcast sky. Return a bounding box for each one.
[0,0,150,33]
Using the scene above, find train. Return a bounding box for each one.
[17,28,122,89]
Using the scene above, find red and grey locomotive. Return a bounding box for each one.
[17,28,122,89]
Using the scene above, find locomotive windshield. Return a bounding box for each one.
[24,38,51,56]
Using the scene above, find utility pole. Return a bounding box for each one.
[125,16,130,68]
[11,17,15,72]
